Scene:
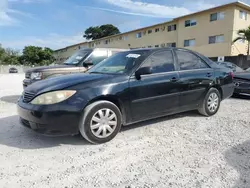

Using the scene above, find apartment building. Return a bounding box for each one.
[54,1,250,64]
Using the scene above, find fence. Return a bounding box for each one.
[0,65,33,74]
[209,54,250,69]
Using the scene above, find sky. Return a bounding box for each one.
[1,0,250,51]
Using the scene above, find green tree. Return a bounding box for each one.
[83,24,120,40]
[21,46,55,66]
[233,26,250,55]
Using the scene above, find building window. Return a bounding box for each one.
[136,32,142,38]
[185,19,197,27]
[184,39,195,47]
[167,43,176,47]
[240,10,247,20]
[104,40,109,45]
[119,36,122,40]
[209,35,224,44]
[155,28,160,32]
[148,45,152,48]
[148,30,152,34]
[168,24,177,32]
[155,45,159,48]
[210,12,225,21]
[123,36,128,40]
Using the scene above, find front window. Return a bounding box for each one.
[88,50,149,74]
[63,49,92,65]
[84,50,108,66]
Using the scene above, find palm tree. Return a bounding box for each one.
[233,26,250,56]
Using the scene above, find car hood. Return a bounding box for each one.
[234,72,250,80]
[25,64,77,73]
[25,73,112,94]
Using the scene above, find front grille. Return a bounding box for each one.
[23,91,36,103]
[234,79,250,88]
[25,72,31,79]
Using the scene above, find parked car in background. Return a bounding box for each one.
[215,61,250,96]
[9,67,18,73]
[23,48,127,88]
[215,61,244,73]
[18,48,234,144]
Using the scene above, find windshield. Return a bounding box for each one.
[63,50,92,65]
[88,50,149,74]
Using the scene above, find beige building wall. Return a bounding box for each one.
[177,5,235,57]
[231,5,250,56]
[53,2,250,61]
[54,42,89,64]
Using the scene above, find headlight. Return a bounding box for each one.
[31,90,76,105]
[31,72,42,80]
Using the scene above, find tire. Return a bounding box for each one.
[79,101,122,144]
[198,88,221,116]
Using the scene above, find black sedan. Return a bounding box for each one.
[215,61,250,96]
[18,48,234,144]
[9,67,18,73]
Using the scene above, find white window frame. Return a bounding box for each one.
[184,39,195,47]
[136,32,142,38]
[240,10,247,20]
[209,35,224,44]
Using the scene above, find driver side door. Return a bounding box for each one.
[129,49,180,122]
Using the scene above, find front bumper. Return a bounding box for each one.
[234,87,250,96]
[17,98,82,136]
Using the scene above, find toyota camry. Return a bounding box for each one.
[18,48,234,144]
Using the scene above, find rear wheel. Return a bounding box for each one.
[79,101,122,144]
[198,88,221,116]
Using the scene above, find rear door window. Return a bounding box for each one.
[176,50,209,70]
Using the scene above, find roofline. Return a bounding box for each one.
[54,41,89,52]
[54,1,250,52]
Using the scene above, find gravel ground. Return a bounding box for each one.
[0,74,250,188]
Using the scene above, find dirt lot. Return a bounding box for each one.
[0,74,250,188]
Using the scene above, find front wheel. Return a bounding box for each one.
[198,88,221,116]
[79,101,122,144]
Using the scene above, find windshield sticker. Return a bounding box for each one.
[126,54,141,58]
[75,56,83,60]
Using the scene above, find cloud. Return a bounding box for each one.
[80,5,174,18]
[8,0,50,3]
[1,33,87,50]
[0,0,18,26]
[103,0,216,18]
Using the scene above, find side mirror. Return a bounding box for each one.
[83,60,93,68]
[135,67,152,80]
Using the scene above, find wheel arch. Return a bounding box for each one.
[211,85,223,99]
[86,95,127,124]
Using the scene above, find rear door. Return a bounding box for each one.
[174,49,214,109]
[129,49,180,121]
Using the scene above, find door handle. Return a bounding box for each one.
[170,77,178,82]
[206,73,212,77]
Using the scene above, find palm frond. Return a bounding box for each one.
[238,29,247,34]
[232,36,245,44]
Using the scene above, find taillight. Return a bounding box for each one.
[229,72,234,79]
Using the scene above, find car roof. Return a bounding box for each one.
[128,47,195,53]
